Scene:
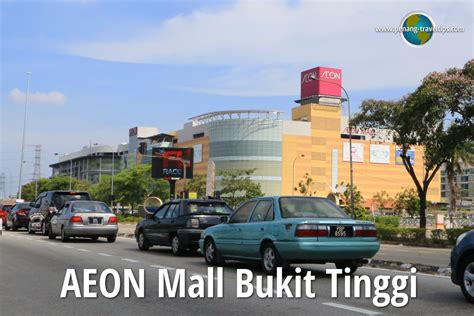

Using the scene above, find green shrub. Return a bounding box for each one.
[116,214,142,223]
[430,229,446,244]
[445,228,473,245]
[375,216,400,228]
[377,226,399,241]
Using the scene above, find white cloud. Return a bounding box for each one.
[64,0,473,96]
[9,88,67,106]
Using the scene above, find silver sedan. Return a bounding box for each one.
[48,201,118,242]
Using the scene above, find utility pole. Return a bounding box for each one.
[32,145,41,198]
[18,72,32,199]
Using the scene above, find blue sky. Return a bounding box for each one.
[1,0,472,198]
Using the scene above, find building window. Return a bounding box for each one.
[461,183,469,190]
[193,132,205,139]
[441,184,446,191]
[441,192,446,198]
[460,176,469,182]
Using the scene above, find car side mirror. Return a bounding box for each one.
[220,216,228,223]
[145,213,154,220]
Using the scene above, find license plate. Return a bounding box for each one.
[89,217,102,224]
[329,226,353,237]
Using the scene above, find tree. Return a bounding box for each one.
[294,173,315,196]
[114,165,169,210]
[89,175,112,204]
[352,60,473,228]
[186,173,207,198]
[393,188,420,218]
[20,176,91,201]
[445,142,474,222]
[219,169,264,208]
[372,190,392,211]
[335,182,368,219]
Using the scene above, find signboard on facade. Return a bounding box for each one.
[370,144,390,164]
[151,147,194,179]
[343,143,364,162]
[301,66,342,99]
[193,144,203,164]
[395,147,415,165]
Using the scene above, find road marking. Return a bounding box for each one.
[97,253,112,257]
[26,238,33,240]
[47,242,55,245]
[322,302,381,315]
[150,265,175,270]
[78,248,90,252]
[122,258,140,263]
[62,245,73,249]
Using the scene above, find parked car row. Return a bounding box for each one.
[2,190,118,242]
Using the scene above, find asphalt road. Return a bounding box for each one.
[375,244,451,267]
[0,230,471,316]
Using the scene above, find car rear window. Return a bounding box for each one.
[184,201,232,215]
[52,192,90,209]
[279,197,348,219]
[14,203,32,210]
[71,201,111,213]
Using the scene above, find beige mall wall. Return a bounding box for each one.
[283,103,440,202]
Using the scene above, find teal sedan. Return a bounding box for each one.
[200,196,380,274]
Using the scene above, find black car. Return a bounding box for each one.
[451,229,474,303]
[135,199,233,256]
[5,203,32,231]
[28,190,91,235]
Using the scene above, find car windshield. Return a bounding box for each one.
[279,197,348,219]
[71,201,111,213]
[52,192,90,209]
[13,203,31,211]
[185,202,232,215]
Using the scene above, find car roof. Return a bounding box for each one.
[170,199,228,203]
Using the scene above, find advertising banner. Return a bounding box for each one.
[300,66,342,99]
[193,144,203,163]
[370,144,390,164]
[343,143,364,162]
[396,147,415,165]
[151,147,194,179]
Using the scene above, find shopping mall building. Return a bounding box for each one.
[51,66,442,204]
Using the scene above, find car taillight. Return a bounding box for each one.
[295,224,328,237]
[17,210,26,216]
[354,225,377,237]
[108,216,118,224]
[186,218,200,228]
[70,216,82,223]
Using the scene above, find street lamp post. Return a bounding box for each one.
[111,149,115,209]
[309,74,355,219]
[18,72,32,199]
[292,154,305,195]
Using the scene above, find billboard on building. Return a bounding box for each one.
[193,144,203,163]
[343,143,364,162]
[396,147,415,165]
[151,147,194,179]
[370,144,390,164]
[301,66,342,99]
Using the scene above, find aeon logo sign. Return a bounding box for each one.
[301,72,316,84]
[321,71,341,80]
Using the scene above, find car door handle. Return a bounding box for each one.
[260,227,265,231]
[237,228,241,232]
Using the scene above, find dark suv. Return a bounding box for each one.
[451,229,474,303]
[135,199,233,256]
[28,191,91,235]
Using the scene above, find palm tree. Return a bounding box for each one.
[445,142,473,223]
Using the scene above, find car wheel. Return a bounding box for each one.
[91,236,99,241]
[61,227,70,242]
[41,221,48,236]
[11,221,18,231]
[261,242,287,275]
[5,221,10,231]
[171,234,184,256]
[460,254,474,303]
[107,236,116,243]
[204,238,224,266]
[27,223,35,234]
[48,225,56,240]
[336,262,358,275]
[137,231,150,251]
